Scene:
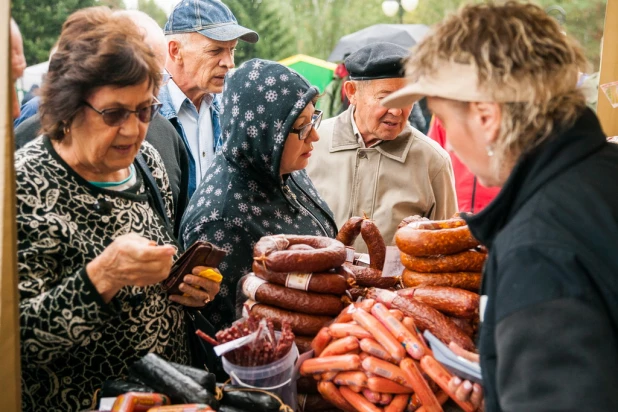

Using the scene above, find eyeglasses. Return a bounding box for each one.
[83,97,163,127]
[161,72,172,86]
[290,110,323,140]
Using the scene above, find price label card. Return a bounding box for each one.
[382,246,405,278]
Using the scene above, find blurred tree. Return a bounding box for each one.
[225,0,297,64]
[11,0,97,65]
[99,0,126,8]
[138,0,167,27]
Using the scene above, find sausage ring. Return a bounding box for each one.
[336,216,365,247]
[253,235,346,273]
[395,221,479,257]
[252,262,349,295]
[401,269,481,292]
[400,250,486,273]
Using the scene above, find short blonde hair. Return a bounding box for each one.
[408,1,588,175]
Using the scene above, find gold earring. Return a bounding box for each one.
[63,123,70,136]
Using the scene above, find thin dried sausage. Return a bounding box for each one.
[402,270,481,292]
[400,250,486,273]
[253,235,346,272]
[337,216,365,246]
[345,263,399,288]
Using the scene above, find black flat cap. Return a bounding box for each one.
[345,42,409,81]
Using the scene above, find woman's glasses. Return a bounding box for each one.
[83,97,163,127]
[290,110,323,140]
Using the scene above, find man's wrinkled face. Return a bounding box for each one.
[348,78,413,144]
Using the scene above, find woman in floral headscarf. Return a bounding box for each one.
[180,59,337,334]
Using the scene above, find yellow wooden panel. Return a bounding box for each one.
[597,0,618,136]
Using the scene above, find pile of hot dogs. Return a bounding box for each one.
[242,235,350,353]
[395,216,485,292]
[299,297,479,412]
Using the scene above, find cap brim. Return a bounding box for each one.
[198,25,259,44]
[381,82,427,108]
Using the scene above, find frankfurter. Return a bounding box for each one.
[361,219,386,270]
[339,386,383,412]
[362,356,411,387]
[320,336,360,357]
[420,356,476,412]
[317,381,356,412]
[397,287,480,319]
[379,394,393,406]
[415,391,449,412]
[312,327,332,356]
[402,270,481,292]
[400,358,443,412]
[329,323,373,340]
[240,275,344,316]
[360,338,397,363]
[333,371,369,387]
[253,235,346,273]
[334,299,375,323]
[244,300,332,336]
[300,354,362,375]
[395,224,479,257]
[362,388,382,404]
[367,377,414,394]
[400,250,486,273]
[392,296,475,351]
[384,394,410,412]
[371,303,425,360]
[252,262,349,295]
[353,308,405,363]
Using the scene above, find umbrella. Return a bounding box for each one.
[328,24,430,62]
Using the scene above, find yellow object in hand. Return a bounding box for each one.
[198,268,223,283]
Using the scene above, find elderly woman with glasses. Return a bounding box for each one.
[180,59,337,344]
[17,8,220,411]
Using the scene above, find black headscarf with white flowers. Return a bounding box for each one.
[180,59,337,336]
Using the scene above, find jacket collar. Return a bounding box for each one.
[158,81,221,121]
[465,108,606,248]
[329,107,414,163]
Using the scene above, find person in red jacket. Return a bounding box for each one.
[428,116,500,212]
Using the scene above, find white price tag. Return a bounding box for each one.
[286,273,312,291]
[382,246,405,278]
[355,253,371,268]
[242,274,267,301]
[345,247,355,263]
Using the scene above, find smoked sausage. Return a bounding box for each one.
[397,287,480,319]
[253,235,346,273]
[240,275,344,316]
[244,300,332,336]
[345,263,399,288]
[402,270,481,292]
[420,356,476,412]
[395,223,479,257]
[317,381,356,412]
[337,216,365,246]
[400,250,486,273]
[252,262,349,295]
[361,219,386,270]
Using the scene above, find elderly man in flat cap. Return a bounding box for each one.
[306,42,457,252]
[161,0,258,199]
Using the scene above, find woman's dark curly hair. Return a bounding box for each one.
[39,7,161,141]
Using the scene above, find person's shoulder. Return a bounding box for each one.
[15,114,43,150]
[16,137,46,167]
[407,126,450,162]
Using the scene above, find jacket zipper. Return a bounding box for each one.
[281,183,329,236]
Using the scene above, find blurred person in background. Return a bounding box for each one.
[10,18,27,120]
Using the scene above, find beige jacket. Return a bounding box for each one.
[306,108,458,252]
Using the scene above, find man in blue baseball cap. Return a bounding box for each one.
[159,0,258,198]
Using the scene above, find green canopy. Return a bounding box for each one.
[279,54,337,93]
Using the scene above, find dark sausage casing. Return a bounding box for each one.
[244,299,332,336]
[251,262,348,295]
[400,250,486,273]
[253,235,346,273]
[344,262,399,288]
[360,219,386,270]
[395,223,479,257]
[241,275,344,316]
[402,269,481,292]
[397,286,480,319]
[336,216,365,247]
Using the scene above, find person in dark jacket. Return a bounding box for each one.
[180,59,337,335]
[384,3,618,411]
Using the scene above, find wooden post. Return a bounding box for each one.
[0,4,21,411]
[597,0,618,136]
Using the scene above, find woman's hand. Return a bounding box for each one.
[169,266,222,308]
[86,233,176,303]
[447,342,484,411]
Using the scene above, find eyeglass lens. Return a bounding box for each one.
[102,105,160,127]
[300,111,322,139]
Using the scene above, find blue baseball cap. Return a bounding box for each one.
[164,0,259,44]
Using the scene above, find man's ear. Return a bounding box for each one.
[343,81,357,106]
[469,102,501,145]
[167,39,183,65]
